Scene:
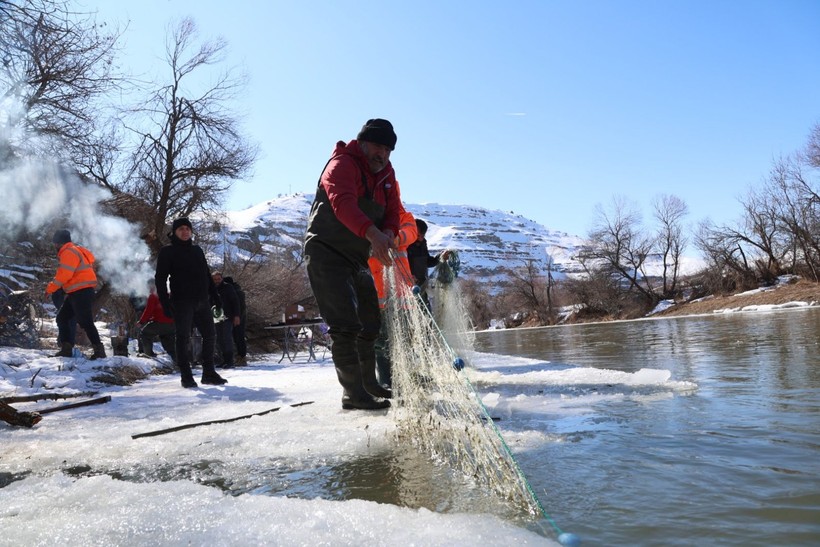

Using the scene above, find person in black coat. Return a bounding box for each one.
[154,218,227,388]
[211,271,240,368]
[407,218,449,309]
[223,276,247,363]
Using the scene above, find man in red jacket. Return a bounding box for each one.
[138,279,176,360]
[304,119,400,410]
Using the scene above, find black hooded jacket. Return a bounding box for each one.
[215,281,240,320]
[407,238,439,286]
[155,234,218,309]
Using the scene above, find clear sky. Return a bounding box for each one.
[85,0,820,237]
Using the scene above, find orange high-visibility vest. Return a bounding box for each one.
[369,209,418,308]
[46,242,98,294]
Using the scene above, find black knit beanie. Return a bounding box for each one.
[172,217,193,232]
[52,229,71,245]
[357,118,397,151]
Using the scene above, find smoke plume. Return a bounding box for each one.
[0,158,155,297]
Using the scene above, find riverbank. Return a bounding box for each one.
[656,277,820,317]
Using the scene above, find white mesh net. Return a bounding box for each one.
[382,258,540,516]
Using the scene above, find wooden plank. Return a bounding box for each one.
[132,401,314,439]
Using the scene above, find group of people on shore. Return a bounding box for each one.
[47,118,448,410]
[46,220,248,388]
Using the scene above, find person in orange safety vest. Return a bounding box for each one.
[45,229,106,360]
[367,182,418,388]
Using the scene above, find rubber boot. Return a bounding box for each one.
[53,342,74,358]
[337,361,390,410]
[361,360,392,399]
[88,343,107,361]
[375,354,392,389]
[201,363,228,385]
[374,331,392,388]
[179,363,198,388]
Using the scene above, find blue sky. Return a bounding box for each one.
[88,0,820,237]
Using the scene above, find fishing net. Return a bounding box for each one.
[381,255,540,516]
[428,252,475,355]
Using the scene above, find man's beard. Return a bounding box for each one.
[368,156,386,173]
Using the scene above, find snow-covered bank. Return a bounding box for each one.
[1,344,697,546]
[1,348,560,545]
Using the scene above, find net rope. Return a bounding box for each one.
[381,252,564,533]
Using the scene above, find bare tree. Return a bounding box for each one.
[561,264,627,318]
[803,122,820,168]
[236,244,312,348]
[459,277,497,330]
[693,219,758,293]
[767,153,820,280]
[0,0,120,166]
[108,17,257,254]
[651,194,688,298]
[545,248,558,319]
[506,259,554,324]
[586,196,657,304]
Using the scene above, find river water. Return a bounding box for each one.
[474,307,820,546]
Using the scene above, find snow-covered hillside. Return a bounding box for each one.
[221,193,588,285]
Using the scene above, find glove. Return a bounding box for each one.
[212,306,225,323]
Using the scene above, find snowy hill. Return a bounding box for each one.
[221,193,588,285]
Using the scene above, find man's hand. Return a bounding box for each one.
[366,225,396,266]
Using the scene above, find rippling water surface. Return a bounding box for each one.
[475,308,820,546]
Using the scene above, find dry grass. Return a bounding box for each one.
[90,363,175,386]
[657,278,820,317]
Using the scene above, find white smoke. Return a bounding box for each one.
[0,157,154,298]
[2,71,155,298]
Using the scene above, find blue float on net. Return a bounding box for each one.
[411,285,421,295]
[558,532,581,546]
[453,357,465,371]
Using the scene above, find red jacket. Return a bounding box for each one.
[139,293,174,325]
[321,140,401,238]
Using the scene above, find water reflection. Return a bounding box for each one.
[24,308,820,545]
[56,443,524,523]
[476,307,820,546]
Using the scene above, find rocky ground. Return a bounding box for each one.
[656,277,820,317]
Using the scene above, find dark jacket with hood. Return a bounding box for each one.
[304,140,401,268]
[408,238,439,286]
[155,233,218,311]
[223,277,246,321]
[215,280,240,320]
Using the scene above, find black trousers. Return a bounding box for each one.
[56,287,101,345]
[51,290,77,344]
[305,243,380,368]
[139,321,176,357]
[172,298,215,370]
[214,320,234,365]
[233,320,247,357]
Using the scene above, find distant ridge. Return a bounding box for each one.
[222,193,589,287]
